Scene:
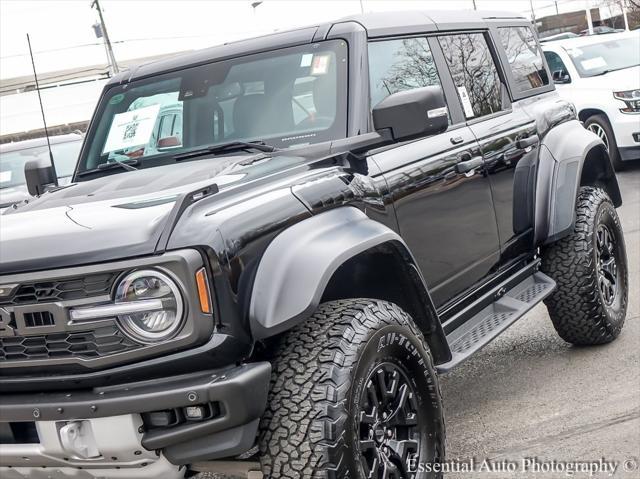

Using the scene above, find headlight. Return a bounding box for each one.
[613,90,640,113]
[114,269,184,343]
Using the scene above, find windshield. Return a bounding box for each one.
[0,139,82,189]
[79,40,348,174]
[565,36,640,77]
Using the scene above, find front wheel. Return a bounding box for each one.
[541,186,628,345]
[258,299,445,478]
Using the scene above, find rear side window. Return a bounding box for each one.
[368,38,442,108]
[438,33,502,119]
[498,26,549,92]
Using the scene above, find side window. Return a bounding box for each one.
[158,114,175,140]
[438,33,503,119]
[544,51,568,76]
[498,26,549,92]
[368,38,443,109]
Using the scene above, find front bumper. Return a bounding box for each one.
[619,145,640,162]
[611,110,640,149]
[0,362,271,474]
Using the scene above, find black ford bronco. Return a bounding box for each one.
[0,10,629,479]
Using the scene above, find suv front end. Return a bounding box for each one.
[0,249,270,478]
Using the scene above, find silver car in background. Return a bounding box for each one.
[0,133,83,209]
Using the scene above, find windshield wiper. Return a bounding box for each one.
[77,158,139,177]
[590,67,627,76]
[174,141,278,162]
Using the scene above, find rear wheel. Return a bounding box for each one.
[541,186,628,345]
[584,114,625,171]
[258,299,445,478]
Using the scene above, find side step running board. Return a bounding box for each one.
[437,272,556,373]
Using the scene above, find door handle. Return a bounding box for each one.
[456,156,483,174]
[516,134,539,149]
[450,136,464,145]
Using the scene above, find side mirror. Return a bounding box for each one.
[372,86,448,142]
[157,136,181,149]
[25,159,57,196]
[552,70,571,84]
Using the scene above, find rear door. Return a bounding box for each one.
[368,36,500,308]
[437,28,547,266]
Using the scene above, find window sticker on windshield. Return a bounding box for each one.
[102,104,161,154]
[457,86,475,118]
[580,57,607,70]
[311,54,330,75]
[300,54,313,67]
[0,170,11,183]
[109,93,125,105]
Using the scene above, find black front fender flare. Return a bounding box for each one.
[248,207,442,344]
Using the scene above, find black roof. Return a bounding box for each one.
[109,10,527,85]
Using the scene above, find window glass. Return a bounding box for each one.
[81,41,348,171]
[438,33,502,119]
[368,38,442,108]
[499,27,549,92]
[564,36,640,77]
[544,51,568,76]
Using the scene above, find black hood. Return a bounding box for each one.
[0,154,305,274]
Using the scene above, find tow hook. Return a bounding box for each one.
[59,420,101,459]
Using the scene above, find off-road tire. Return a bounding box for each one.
[258,299,445,478]
[584,114,624,171]
[541,186,628,345]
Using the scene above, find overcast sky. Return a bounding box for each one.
[0,0,625,80]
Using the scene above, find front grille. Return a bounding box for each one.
[3,272,118,306]
[0,325,139,361]
[24,311,55,328]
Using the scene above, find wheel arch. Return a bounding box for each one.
[577,107,608,123]
[536,119,622,245]
[248,206,451,364]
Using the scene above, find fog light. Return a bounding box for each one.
[144,410,177,427]
[184,405,206,420]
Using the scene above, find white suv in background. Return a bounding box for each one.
[542,31,640,170]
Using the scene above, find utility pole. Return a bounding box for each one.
[555,1,559,15]
[620,1,630,30]
[91,0,118,74]
[529,0,538,32]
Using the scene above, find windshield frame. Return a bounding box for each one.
[75,39,349,180]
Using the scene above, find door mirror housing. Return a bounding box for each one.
[552,70,571,84]
[372,86,449,142]
[25,159,57,196]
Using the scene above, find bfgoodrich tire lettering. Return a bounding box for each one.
[541,186,628,345]
[258,299,445,478]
